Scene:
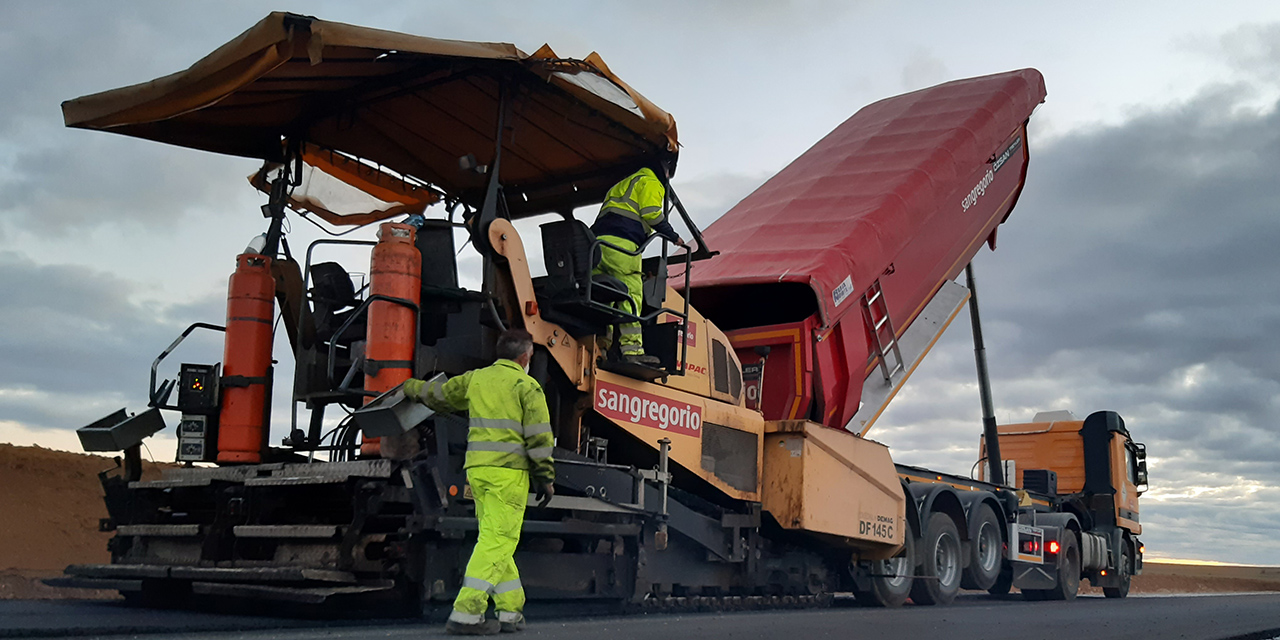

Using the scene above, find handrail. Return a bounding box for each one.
[664,183,718,262]
[325,293,421,397]
[148,322,226,409]
[291,238,379,438]
[584,233,694,375]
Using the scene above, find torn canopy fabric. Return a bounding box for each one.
[249,145,440,227]
[62,12,678,218]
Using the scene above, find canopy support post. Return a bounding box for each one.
[664,184,716,262]
[475,77,510,262]
[263,139,302,259]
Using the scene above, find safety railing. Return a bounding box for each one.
[584,232,693,375]
[148,322,226,409]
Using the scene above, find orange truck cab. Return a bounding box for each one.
[980,410,1148,595]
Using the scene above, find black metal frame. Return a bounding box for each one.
[287,237,380,442]
[324,293,421,397]
[148,323,226,410]
[662,181,718,263]
[584,233,693,373]
[73,415,796,608]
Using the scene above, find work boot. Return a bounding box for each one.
[498,612,526,633]
[623,353,661,367]
[445,619,501,636]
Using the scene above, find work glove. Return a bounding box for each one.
[401,378,425,400]
[534,481,555,508]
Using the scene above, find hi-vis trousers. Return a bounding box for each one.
[592,235,644,357]
[448,466,530,625]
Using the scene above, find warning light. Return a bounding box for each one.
[1100,570,1107,576]
[449,485,459,497]
[1047,540,1060,554]
[1139,545,1146,554]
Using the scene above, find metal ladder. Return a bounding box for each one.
[860,279,905,383]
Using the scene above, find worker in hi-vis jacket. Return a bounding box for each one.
[590,152,686,366]
[403,329,555,635]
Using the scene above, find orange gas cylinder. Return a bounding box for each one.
[360,223,422,457]
[217,253,276,463]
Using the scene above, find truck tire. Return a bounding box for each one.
[1103,543,1131,599]
[1045,533,1080,601]
[960,504,1002,590]
[987,566,1013,598]
[855,518,915,607]
[910,512,962,606]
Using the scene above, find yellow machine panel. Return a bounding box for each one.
[593,370,764,502]
[761,421,905,560]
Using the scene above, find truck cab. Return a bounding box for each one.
[980,410,1148,595]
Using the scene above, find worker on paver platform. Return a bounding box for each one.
[590,152,686,366]
[403,329,555,635]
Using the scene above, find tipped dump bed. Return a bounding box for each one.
[691,70,1045,430]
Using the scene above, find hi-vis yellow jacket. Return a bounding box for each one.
[592,167,679,246]
[405,360,554,483]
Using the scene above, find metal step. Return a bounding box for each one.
[245,476,348,487]
[66,563,360,585]
[117,524,201,537]
[128,477,213,489]
[191,581,394,604]
[232,525,342,538]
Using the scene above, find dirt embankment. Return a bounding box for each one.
[2,443,1278,600]
[1093,561,1280,596]
[0,443,169,599]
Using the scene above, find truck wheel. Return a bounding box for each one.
[960,504,1002,590]
[910,512,962,606]
[1103,543,1131,599]
[987,566,1013,598]
[855,518,915,607]
[1045,533,1080,601]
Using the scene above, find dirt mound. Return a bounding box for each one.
[1113,573,1280,595]
[1114,561,1280,595]
[0,443,169,599]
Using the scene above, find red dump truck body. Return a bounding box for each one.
[690,69,1046,429]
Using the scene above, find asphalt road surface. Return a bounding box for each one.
[3,593,1280,640]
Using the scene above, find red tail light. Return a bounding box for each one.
[1047,540,1060,554]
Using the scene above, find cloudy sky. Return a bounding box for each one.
[3,1,1280,565]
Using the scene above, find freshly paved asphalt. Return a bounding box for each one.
[3,593,1279,640]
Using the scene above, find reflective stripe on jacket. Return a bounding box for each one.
[592,168,677,245]
[409,359,554,483]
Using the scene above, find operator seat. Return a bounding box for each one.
[533,220,636,338]
[310,261,364,345]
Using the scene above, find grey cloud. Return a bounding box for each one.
[0,1,272,233]
[1212,23,1280,84]
[901,49,949,92]
[670,171,773,231]
[0,251,223,430]
[1,134,259,232]
[0,2,263,138]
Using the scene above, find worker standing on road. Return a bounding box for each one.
[590,152,686,366]
[402,329,555,635]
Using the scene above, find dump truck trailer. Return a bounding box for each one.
[53,13,1145,611]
